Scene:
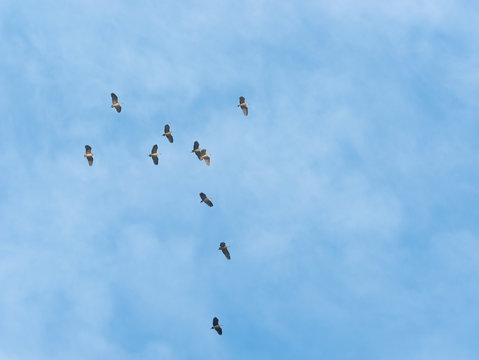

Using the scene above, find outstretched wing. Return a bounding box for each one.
[166,134,173,143]
[193,141,199,151]
[205,198,213,207]
[151,144,158,153]
[115,105,121,113]
[204,156,210,166]
[164,124,170,133]
[111,93,118,104]
[200,192,207,201]
[215,327,222,335]
[222,248,231,260]
[239,96,245,104]
[152,155,158,165]
[195,149,202,160]
[87,157,94,166]
[241,105,248,116]
[213,317,219,326]
[85,145,92,154]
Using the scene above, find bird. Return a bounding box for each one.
[211,317,223,335]
[149,144,160,165]
[163,124,174,143]
[111,93,122,113]
[238,96,248,116]
[200,192,213,207]
[192,141,202,160]
[218,242,231,260]
[199,149,211,166]
[84,145,94,166]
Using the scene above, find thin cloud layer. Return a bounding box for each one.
[0,1,478,359]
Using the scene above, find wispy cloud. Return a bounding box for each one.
[0,1,479,359]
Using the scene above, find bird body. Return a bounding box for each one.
[192,141,203,160]
[84,145,94,166]
[200,192,213,207]
[111,93,122,113]
[238,96,248,116]
[149,144,160,165]
[211,317,223,335]
[163,124,174,143]
[218,242,231,260]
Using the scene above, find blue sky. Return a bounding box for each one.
[0,1,479,359]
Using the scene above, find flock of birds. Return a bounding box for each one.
[84,92,247,335]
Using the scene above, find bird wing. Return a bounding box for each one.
[152,155,158,165]
[195,150,202,160]
[85,145,92,154]
[111,93,118,104]
[88,157,93,166]
[242,105,248,116]
[193,141,199,151]
[205,199,213,207]
[216,327,222,335]
[151,144,158,153]
[200,193,207,201]
[166,134,173,143]
[115,105,121,113]
[213,317,219,326]
[200,149,206,157]
[222,248,231,260]
[239,96,245,104]
[204,156,210,166]
[164,124,170,133]
[220,242,226,247]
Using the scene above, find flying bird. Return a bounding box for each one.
[218,242,231,260]
[111,93,122,113]
[149,144,160,165]
[199,149,210,166]
[84,145,94,166]
[211,317,223,335]
[192,141,202,160]
[163,124,174,143]
[238,96,248,116]
[200,192,213,207]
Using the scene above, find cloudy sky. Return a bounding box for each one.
[0,1,478,359]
